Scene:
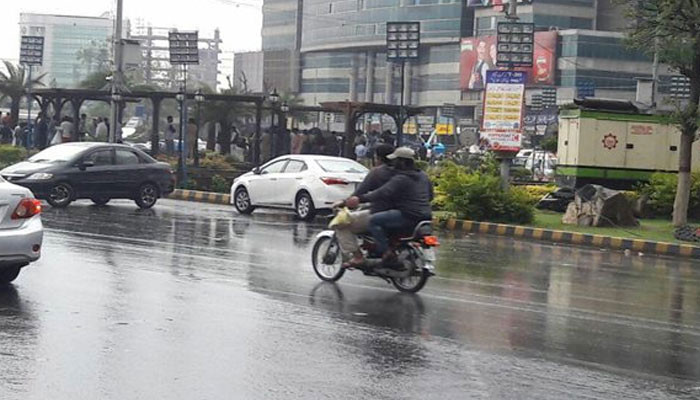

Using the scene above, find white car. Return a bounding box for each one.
[0,176,43,284]
[231,155,368,220]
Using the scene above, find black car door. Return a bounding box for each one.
[75,148,115,198]
[112,149,144,197]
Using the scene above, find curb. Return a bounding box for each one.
[435,217,700,260]
[164,189,700,260]
[167,189,231,205]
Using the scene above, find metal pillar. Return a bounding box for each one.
[397,61,405,147]
[151,97,161,156]
[25,66,33,149]
[254,102,262,165]
[110,0,124,143]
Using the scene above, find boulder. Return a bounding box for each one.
[562,184,639,227]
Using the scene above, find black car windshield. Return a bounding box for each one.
[28,145,88,164]
[315,159,367,173]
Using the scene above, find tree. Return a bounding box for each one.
[621,1,700,226]
[202,84,254,154]
[76,40,111,76]
[0,61,46,126]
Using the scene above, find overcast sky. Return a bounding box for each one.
[0,0,263,79]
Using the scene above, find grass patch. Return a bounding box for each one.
[533,211,679,243]
[435,210,684,244]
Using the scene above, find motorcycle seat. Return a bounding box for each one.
[398,221,433,241]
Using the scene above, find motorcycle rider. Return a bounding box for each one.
[334,143,395,265]
[345,147,433,264]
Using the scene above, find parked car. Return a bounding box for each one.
[0,176,43,284]
[513,149,534,166]
[524,151,557,181]
[231,155,368,220]
[0,143,175,209]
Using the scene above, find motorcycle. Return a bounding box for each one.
[311,217,438,293]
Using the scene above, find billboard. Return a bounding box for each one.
[460,31,557,90]
[481,70,526,152]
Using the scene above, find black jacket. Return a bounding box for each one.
[353,164,395,214]
[358,168,433,221]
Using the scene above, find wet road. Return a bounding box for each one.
[1,199,700,399]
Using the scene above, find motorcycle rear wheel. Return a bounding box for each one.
[312,236,345,282]
[392,269,429,293]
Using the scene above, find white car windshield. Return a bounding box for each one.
[315,159,367,173]
[28,145,87,164]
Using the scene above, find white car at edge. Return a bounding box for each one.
[231,155,368,220]
[0,175,43,284]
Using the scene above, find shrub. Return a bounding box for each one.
[522,184,557,206]
[541,136,558,153]
[0,145,27,169]
[211,175,229,193]
[637,172,700,218]
[511,167,533,182]
[434,162,534,224]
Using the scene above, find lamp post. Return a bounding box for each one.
[176,89,186,186]
[269,88,280,157]
[280,102,289,155]
[386,21,420,147]
[194,89,205,167]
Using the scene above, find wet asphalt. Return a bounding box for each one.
[1,199,700,399]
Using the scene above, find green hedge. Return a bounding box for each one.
[434,162,534,224]
[0,145,27,170]
[637,172,700,219]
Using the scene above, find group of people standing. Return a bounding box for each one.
[0,111,111,149]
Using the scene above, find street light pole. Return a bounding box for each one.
[110,0,124,143]
[386,21,419,148]
[194,89,204,167]
[398,60,405,147]
[25,65,33,149]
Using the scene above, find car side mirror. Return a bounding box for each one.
[253,167,261,175]
[79,160,95,171]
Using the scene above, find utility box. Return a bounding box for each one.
[556,101,700,189]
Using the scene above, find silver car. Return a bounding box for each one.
[0,176,43,284]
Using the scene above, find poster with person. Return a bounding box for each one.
[460,31,557,89]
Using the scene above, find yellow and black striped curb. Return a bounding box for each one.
[435,218,700,260]
[167,189,231,205]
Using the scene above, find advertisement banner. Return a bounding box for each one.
[460,31,557,89]
[481,70,526,152]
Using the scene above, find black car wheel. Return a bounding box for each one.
[135,183,159,209]
[47,182,74,208]
[295,191,316,221]
[91,196,111,206]
[0,265,21,285]
[234,187,255,214]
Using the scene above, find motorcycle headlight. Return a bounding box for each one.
[27,173,53,180]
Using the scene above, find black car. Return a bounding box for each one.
[0,143,175,209]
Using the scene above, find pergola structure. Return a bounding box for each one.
[319,101,424,155]
[30,88,266,161]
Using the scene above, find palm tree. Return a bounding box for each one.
[0,61,46,126]
[201,84,255,154]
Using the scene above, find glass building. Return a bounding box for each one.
[19,13,113,88]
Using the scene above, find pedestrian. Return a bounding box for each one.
[187,117,198,159]
[165,116,176,156]
[95,117,108,142]
[60,117,74,143]
[2,112,12,128]
[78,113,88,141]
[90,117,99,138]
[355,138,368,166]
[35,113,48,150]
[260,129,272,162]
[12,123,24,147]
[0,121,11,145]
[300,130,313,154]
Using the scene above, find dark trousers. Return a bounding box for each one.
[367,210,414,256]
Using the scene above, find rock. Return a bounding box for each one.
[561,184,639,227]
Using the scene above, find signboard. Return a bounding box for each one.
[20,36,44,66]
[460,31,557,90]
[496,22,535,67]
[169,31,199,65]
[481,70,526,152]
[416,116,435,134]
[436,123,454,135]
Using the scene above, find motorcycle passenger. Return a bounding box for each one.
[334,144,396,265]
[345,147,433,264]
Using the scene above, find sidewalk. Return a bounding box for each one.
[166,189,700,260]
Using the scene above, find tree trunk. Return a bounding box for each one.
[10,97,21,128]
[673,132,694,227]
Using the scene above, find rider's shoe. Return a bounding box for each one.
[342,252,364,269]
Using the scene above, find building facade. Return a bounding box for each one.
[129,25,222,90]
[19,13,113,88]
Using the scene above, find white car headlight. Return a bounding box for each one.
[27,173,53,180]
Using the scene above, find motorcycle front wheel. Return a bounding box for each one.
[312,236,345,282]
[392,269,430,293]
